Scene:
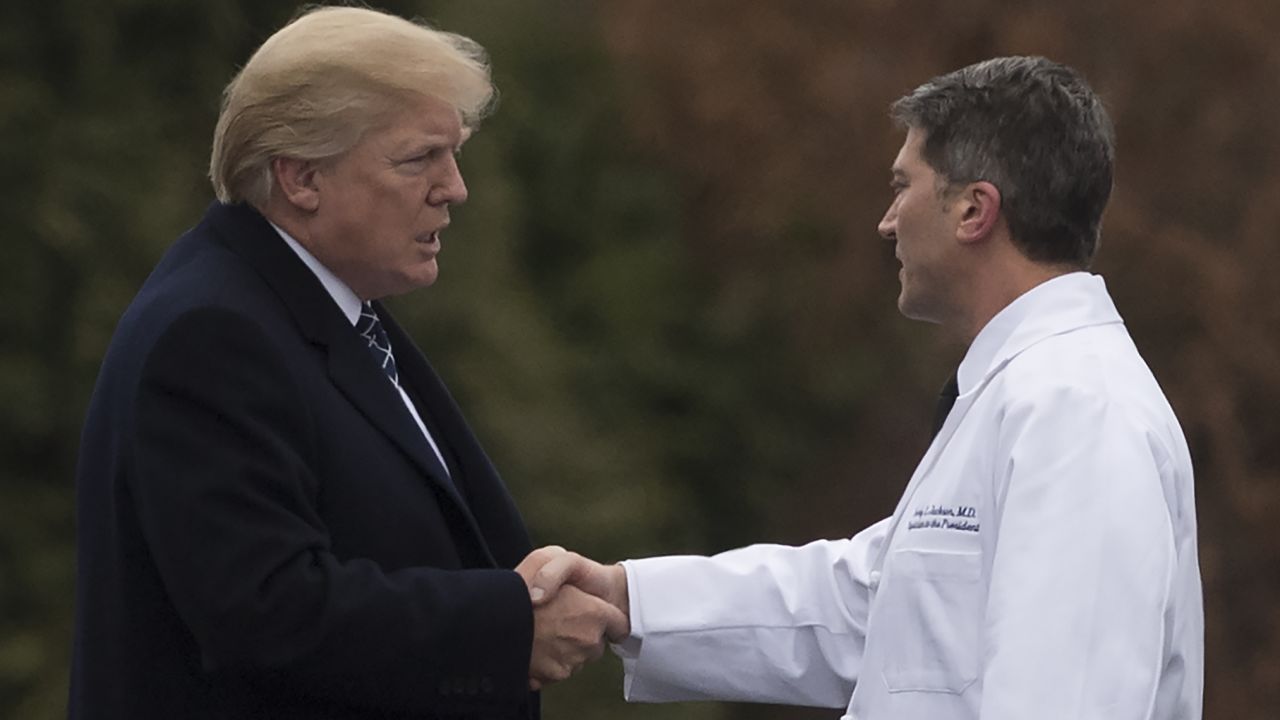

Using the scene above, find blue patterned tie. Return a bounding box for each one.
[355,303,455,485]
[355,303,399,387]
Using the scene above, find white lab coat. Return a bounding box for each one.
[617,273,1202,720]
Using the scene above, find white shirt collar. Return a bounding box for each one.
[269,222,363,326]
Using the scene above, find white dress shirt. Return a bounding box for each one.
[271,223,451,477]
[616,273,1203,720]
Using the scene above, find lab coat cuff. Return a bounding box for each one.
[612,560,645,699]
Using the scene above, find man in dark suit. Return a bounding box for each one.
[69,7,623,719]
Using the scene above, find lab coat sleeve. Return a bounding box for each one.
[615,518,891,707]
[980,384,1176,719]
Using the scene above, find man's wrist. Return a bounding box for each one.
[610,563,630,621]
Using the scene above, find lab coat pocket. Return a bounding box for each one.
[881,548,983,695]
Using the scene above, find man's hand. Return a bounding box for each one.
[527,585,626,689]
[516,547,629,690]
[524,547,629,634]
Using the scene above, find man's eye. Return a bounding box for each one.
[405,150,440,164]
[400,147,459,166]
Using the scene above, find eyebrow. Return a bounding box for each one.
[392,135,458,158]
[409,135,453,150]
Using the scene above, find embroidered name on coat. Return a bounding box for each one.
[908,504,980,532]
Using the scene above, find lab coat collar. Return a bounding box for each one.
[875,272,1126,574]
[957,272,1124,395]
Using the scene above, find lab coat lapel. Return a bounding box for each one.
[871,273,1125,573]
[876,379,988,567]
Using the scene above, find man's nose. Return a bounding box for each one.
[429,156,468,206]
[877,209,896,240]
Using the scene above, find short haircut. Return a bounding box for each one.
[891,56,1115,268]
[209,6,495,207]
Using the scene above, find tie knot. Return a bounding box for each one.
[931,372,959,440]
[940,374,959,402]
[356,303,399,387]
[355,302,381,336]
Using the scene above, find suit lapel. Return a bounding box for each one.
[380,309,532,568]
[203,203,496,559]
[323,328,478,511]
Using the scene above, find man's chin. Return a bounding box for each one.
[897,291,917,319]
[897,293,939,324]
[404,262,441,291]
[366,266,439,300]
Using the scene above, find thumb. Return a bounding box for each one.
[516,545,566,589]
[601,600,630,643]
[529,552,587,605]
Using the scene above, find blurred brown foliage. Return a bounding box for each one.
[597,0,1280,716]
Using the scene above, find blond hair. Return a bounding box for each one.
[209,5,495,206]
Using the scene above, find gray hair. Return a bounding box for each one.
[891,56,1115,268]
[209,6,495,207]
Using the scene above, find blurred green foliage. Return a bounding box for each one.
[1,1,878,718]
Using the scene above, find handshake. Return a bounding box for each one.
[514,546,630,690]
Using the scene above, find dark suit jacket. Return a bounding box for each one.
[70,202,539,719]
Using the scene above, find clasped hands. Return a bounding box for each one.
[515,546,630,690]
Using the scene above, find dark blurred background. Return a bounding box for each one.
[2,1,1277,717]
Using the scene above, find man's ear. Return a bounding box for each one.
[955,180,1001,245]
[271,156,321,213]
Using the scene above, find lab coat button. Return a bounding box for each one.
[869,570,882,589]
